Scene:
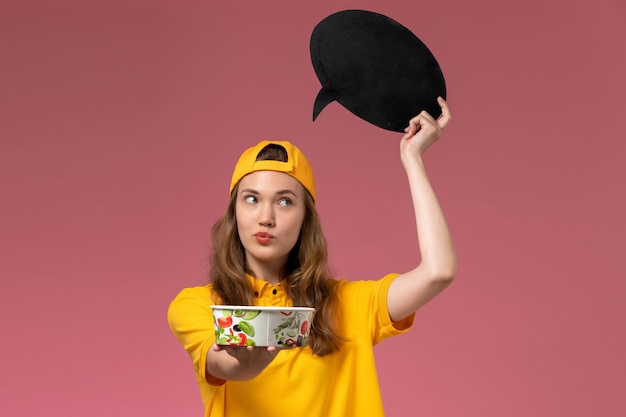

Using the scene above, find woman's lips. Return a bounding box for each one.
[254,232,273,244]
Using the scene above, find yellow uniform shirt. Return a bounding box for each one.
[167,273,414,417]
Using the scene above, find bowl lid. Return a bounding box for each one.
[211,305,315,312]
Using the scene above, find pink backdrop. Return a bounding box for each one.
[1,0,625,416]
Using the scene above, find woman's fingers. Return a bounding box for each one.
[403,112,434,139]
[436,97,452,129]
[403,97,451,140]
[402,120,419,139]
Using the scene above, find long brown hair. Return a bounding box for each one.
[209,144,344,356]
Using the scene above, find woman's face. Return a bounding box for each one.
[235,170,306,276]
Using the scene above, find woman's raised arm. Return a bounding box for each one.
[387,97,457,322]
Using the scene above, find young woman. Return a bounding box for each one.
[168,97,456,417]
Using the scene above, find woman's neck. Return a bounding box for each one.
[246,260,283,285]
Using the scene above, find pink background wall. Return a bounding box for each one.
[1,0,624,416]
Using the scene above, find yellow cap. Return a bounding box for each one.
[229,140,316,202]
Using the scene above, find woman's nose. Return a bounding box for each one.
[258,204,275,227]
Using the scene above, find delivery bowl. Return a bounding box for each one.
[211,305,315,348]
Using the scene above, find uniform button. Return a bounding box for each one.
[272,289,277,295]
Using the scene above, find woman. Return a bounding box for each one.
[168,97,456,416]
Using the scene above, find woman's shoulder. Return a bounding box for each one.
[167,284,219,326]
[331,273,400,297]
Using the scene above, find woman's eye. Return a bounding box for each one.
[278,198,292,207]
[244,196,257,204]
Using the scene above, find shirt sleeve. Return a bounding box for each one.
[167,286,227,386]
[338,273,415,346]
[374,273,415,343]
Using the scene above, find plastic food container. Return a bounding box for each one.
[211,305,315,348]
